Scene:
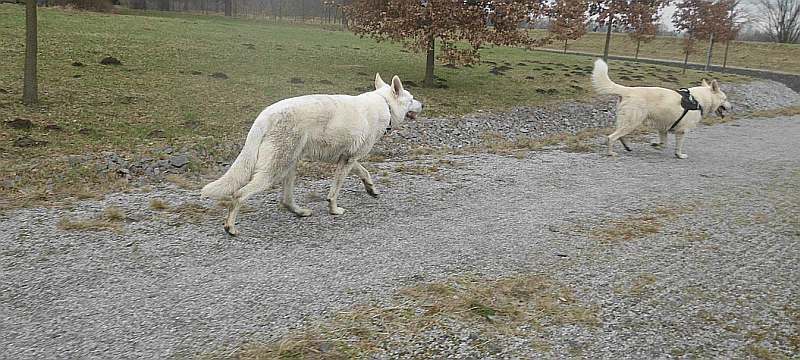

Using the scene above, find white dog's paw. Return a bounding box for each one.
[675,153,689,159]
[607,151,618,157]
[223,224,239,236]
[365,184,380,198]
[329,206,346,215]
[651,143,664,149]
[281,202,313,217]
[293,207,313,217]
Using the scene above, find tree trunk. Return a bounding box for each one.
[635,38,641,60]
[224,0,231,16]
[704,33,715,71]
[563,39,568,54]
[423,35,435,88]
[602,15,613,62]
[23,0,38,106]
[682,46,690,74]
[722,40,730,72]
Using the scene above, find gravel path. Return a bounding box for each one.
[2,112,799,358]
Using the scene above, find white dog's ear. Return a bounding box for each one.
[374,73,387,90]
[391,75,404,97]
[701,78,710,87]
[710,79,720,92]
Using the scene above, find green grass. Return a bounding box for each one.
[538,30,800,74]
[0,5,746,207]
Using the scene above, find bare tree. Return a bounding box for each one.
[625,0,668,60]
[755,0,800,43]
[590,0,669,62]
[23,0,38,106]
[549,0,588,53]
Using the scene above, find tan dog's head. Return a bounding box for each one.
[700,79,731,117]
[375,73,423,128]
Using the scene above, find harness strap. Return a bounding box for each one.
[669,108,691,132]
[669,88,704,132]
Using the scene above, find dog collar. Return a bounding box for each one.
[381,97,394,131]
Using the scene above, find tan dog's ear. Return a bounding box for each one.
[701,78,710,87]
[391,75,404,97]
[375,73,387,90]
[710,79,720,92]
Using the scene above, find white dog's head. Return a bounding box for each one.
[701,79,731,117]
[375,73,423,129]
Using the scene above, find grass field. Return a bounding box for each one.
[0,5,746,207]
[539,30,800,74]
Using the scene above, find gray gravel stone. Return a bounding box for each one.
[1,80,798,359]
[1,114,799,359]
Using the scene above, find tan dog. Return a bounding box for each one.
[591,59,731,158]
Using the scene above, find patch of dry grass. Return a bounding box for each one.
[57,206,127,232]
[168,202,222,223]
[165,174,199,190]
[233,274,599,359]
[747,106,800,119]
[149,198,170,210]
[591,206,689,243]
[628,274,658,297]
[392,163,440,176]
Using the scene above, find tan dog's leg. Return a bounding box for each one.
[350,161,378,198]
[619,136,633,152]
[651,130,668,149]
[674,130,689,159]
[607,107,645,157]
[327,158,355,215]
[280,164,312,217]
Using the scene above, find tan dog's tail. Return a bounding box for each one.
[592,59,628,96]
[200,120,267,200]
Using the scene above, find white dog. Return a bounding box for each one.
[591,59,731,158]
[201,74,423,235]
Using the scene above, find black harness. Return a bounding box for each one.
[669,88,703,132]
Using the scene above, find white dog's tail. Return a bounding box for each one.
[200,122,267,200]
[592,59,628,96]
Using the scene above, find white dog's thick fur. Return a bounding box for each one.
[592,59,731,158]
[201,74,423,235]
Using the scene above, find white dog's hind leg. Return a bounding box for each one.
[351,161,378,198]
[652,130,668,149]
[674,130,689,159]
[327,158,355,215]
[224,171,274,236]
[280,164,312,217]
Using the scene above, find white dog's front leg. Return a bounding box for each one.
[327,158,355,215]
[674,130,688,159]
[350,161,379,198]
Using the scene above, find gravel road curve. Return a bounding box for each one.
[2,115,799,359]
